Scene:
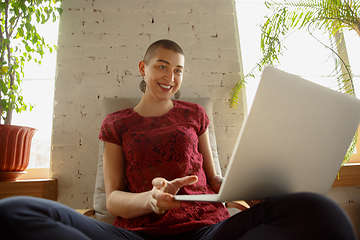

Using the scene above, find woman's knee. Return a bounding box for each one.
[281,192,343,216]
[266,192,345,219]
[0,196,33,216]
[265,192,356,239]
[0,196,63,224]
[0,196,38,234]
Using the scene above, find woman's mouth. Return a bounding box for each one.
[159,84,172,90]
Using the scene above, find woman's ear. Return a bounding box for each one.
[139,61,146,77]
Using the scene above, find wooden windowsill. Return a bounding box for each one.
[0,179,57,201]
[17,168,50,180]
[332,164,360,187]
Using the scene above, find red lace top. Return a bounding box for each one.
[99,100,229,236]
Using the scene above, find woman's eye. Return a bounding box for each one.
[175,69,182,74]
[159,65,166,69]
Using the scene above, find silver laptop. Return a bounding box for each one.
[174,66,360,202]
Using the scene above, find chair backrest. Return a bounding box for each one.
[93,98,221,224]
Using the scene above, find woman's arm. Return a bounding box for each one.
[103,142,153,219]
[198,129,223,193]
[103,142,197,219]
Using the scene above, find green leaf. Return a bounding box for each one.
[28,6,35,13]
[20,3,27,14]
[0,2,6,11]
[25,45,32,52]
[32,34,38,44]
[0,99,7,109]
[25,22,32,32]
[10,94,16,103]
[9,16,16,25]
[0,81,8,94]
[3,39,10,46]
[1,66,9,74]
[17,28,24,37]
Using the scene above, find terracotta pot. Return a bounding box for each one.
[0,124,37,181]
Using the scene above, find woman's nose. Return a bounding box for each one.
[164,70,174,82]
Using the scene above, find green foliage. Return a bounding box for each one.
[343,131,358,166]
[0,0,62,125]
[230,0,360,165]
[259,0,360,68]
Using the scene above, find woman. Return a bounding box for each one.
[0,39,356,240]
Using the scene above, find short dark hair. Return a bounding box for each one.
[143,39,184,65]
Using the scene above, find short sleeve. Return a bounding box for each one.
[99,113,123,146]
[196,104,209,136]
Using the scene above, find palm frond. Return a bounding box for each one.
[343,130,358,166]
[229,77,246,109]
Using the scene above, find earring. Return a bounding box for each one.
[174,90,181,100]
[139,78,146,93]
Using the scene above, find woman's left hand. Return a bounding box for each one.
[208,175,258,211]
[208,175,223,193]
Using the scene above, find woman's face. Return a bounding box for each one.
[139,47,185,101]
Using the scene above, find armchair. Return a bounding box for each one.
[77,97,246,223]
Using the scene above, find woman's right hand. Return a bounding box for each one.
[149,176,198,214]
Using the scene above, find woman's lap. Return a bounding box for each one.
[189,192,356,240]
[0,193,356,240]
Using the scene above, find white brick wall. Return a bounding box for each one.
[52,0,246,208]
[327,187,360,238]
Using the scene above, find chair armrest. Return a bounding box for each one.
[226,200,251,210]
[75,209,95,217]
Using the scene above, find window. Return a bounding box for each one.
[235,0,359,108]
[344,30,360,163]
[235,0,360,165]
[11,20,59,172]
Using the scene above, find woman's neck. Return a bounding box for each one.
[133,96,174,117]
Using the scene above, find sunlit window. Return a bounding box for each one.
[235,0,360,163]
[343,30,360,97]
[235,0,360,110]
[11,20,59,169]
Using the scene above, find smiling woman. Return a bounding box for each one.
[134,40,185,117]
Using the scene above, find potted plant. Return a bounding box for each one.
[0,0,61,181]
[229,0,360,166]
